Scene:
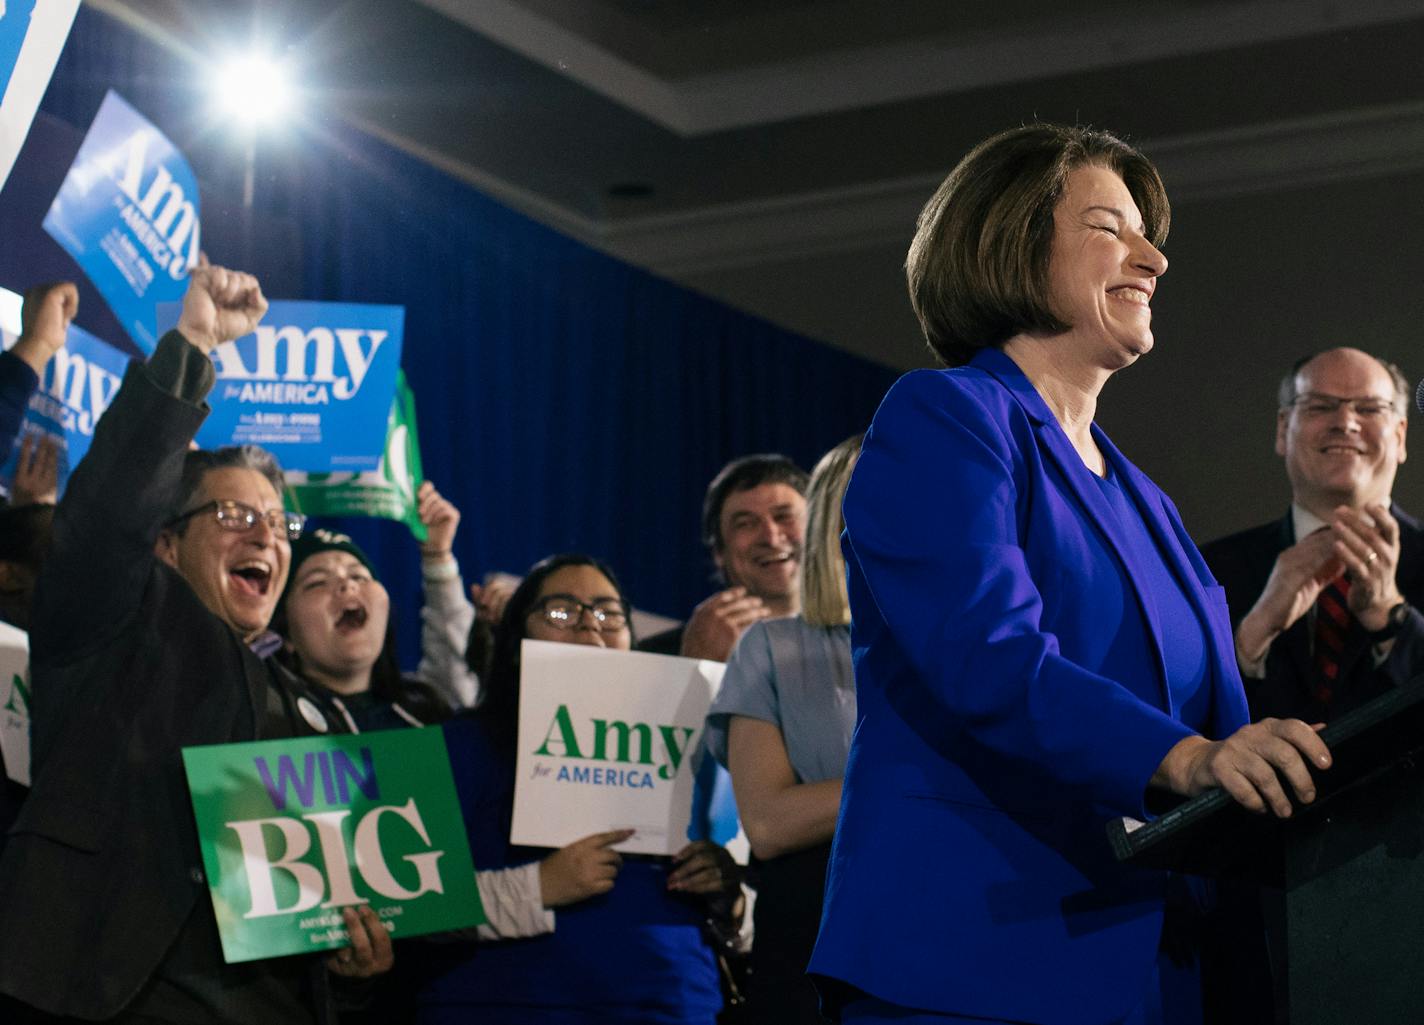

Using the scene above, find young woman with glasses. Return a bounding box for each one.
[414,553,735,1025]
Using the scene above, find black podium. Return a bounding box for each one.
[1108,681,1424,1025]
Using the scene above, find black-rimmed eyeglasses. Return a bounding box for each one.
[529,595,629,632]
[165,500,306,542]
[1287,394,1400,420]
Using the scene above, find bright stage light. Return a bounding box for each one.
[212,53,294,129]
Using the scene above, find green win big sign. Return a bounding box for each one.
[182,728,483,963]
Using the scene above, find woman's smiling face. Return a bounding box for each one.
[1043,163,1167,369]
[283,550,390,688]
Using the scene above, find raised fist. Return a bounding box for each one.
[176,258,267,353]
[10,282,78,375]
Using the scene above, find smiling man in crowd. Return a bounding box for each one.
[640,454,809,662]
[1203,347,1424,723]
[0,266,391,1025]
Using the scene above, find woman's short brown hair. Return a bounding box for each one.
[906,123,1170,367]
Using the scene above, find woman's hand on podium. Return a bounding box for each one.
[1153,719,1331,817]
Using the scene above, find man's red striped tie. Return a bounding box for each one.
[1313,573,1353,706]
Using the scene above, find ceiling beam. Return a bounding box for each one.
[416,0,1424,136]
[366,99,1424,276]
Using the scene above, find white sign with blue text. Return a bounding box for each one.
[0,285,130,497]
[158,300,405,474]
[0,0,79,191]
[43,90,198,353]
[511,640,724,856]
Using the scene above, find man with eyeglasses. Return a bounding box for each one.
[0,265,391,1025]
[1203,347,1423,724]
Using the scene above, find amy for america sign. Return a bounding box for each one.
[510,640,724,856]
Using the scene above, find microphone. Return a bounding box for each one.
[1415,376,1424,415]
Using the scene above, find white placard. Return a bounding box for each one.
[0,0,81,191]
[0,620,30,785]
[511,639,723,856]
[0,283,20,344]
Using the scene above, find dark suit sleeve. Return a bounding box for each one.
[1379,513,1424,688]
[1200,525,1282,632]
[29,331,213,668]
[1381,609,1424,685]
[842,371,1193,816]
[0,350,40,467]
[636,626,684,656]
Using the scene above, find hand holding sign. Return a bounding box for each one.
[667,840,740,898]
[10,281,77,376]
[538,828,635,907]
[416,480,460,559]
[324,906,394,979]
[0,284,127,499]
[177,261,267,354]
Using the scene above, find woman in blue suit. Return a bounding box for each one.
[808,124,1332,1025]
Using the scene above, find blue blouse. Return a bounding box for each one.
[415,714,721,1025]
[1094,465,1211,731]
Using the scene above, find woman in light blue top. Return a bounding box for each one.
[704,434,861,1025]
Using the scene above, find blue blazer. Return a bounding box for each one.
[808,350,1249,1024]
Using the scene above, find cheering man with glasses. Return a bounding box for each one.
[1203,347,1424,724]
[158,495,306,641]
[0,264,392,1025]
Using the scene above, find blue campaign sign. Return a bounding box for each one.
[0,321,131,497]
[158,300,405,473]
[0,0,79,191]
[0,1,38,101]
[42,90,198,354]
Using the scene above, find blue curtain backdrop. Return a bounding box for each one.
[0,6,899,666]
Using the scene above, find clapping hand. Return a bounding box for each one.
[471,574,518,625]
[679,588,768,662]
[1235,529,1342,665]
[1331,504,1404,632]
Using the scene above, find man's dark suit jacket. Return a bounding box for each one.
[1201,506,1424,722]
[637,624,684,655]
[0,335,342,1020]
